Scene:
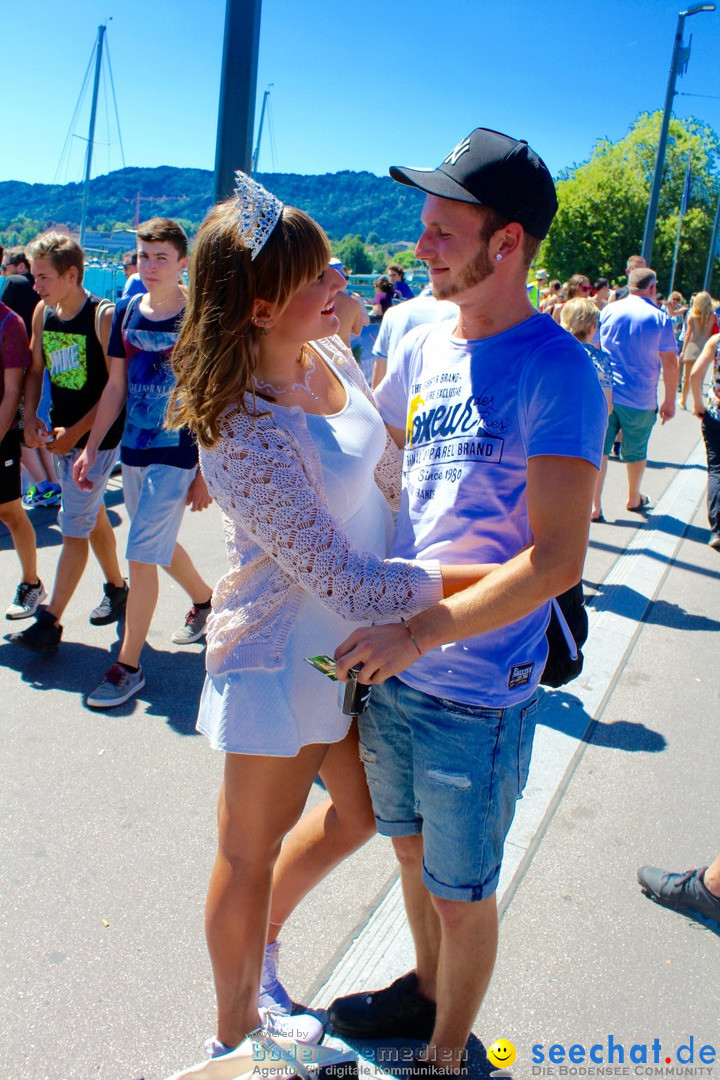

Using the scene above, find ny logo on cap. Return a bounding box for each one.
[443,137,471,167]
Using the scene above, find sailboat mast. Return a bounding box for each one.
[251,86,271,175]
[79,24,106,248]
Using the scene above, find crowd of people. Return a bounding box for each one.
[0,122,718,1080]
[526,255,720,539]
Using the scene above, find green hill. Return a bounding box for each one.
[0,166,425,245]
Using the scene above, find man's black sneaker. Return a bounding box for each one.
[637,865,720,925]
[89,581,129,625]
[329,972,436,1041]
[8,607,63,653]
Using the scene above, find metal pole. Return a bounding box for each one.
[668,156,690,294]
[641,12,686,266]
[251,86,271,175]
[641,4,715,266]
[213,0,263,203]
[703,191,720,292]
[668,212,683,296]
[79,24,106,249]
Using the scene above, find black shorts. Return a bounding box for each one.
[0,428,22,505]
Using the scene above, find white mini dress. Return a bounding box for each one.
[196,365,393,756]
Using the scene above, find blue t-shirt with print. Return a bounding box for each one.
[376,313,607,707]
[108,295,197,469]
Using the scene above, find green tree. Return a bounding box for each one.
[333,234,373,274]
[393,248,421,271]
[537,112,720,295]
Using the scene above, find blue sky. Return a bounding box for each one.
[4,0,720,186]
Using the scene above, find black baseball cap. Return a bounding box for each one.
[389,127,558,240]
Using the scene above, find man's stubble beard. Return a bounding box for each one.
[430,243,496,301]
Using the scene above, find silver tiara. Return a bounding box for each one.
[234,171,283,260]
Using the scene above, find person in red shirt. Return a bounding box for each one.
[0,300,45,619]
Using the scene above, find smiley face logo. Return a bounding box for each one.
[487,1039,516,1069]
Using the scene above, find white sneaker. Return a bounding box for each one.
[259,1006,324,1045]
[6,580,47,620]
[204,1036,235,1058]
[204,1007,325,1058]
[260,940,293,1014]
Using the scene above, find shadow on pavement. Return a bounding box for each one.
[0,511,64,551]
[538,689,666,753]
[588,582,720,632]
[0,636,206,735]
[141,642,207,735]
[642,598,720,631]
[645,458,705,472]
[0,503,124,553]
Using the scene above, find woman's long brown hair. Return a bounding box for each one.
[168,197,330,448]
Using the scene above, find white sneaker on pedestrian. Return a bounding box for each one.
[5,580,47,620]
[260,940,293,1014]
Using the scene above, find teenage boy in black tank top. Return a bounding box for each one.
[9,234,127,653]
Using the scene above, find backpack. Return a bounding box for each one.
[540,581,588,688]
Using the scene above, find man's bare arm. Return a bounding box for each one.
[335,454,597,682]
[23,302,50,445]
[659,350,679,422]
[0,367,24,444]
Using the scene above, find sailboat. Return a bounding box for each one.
[55,21,125,249]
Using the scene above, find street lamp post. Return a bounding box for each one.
[640,3,715,266]
[704,191,720,292]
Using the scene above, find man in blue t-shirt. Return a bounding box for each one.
[329,129,607,1074]
[595,267,678,515]
[370,284,457,389]
[73,218,213,709]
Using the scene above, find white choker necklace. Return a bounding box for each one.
[254,349,319,401]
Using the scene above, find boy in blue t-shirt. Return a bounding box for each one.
[73,218,213,708]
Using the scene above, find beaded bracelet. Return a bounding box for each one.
[400,617,422,656]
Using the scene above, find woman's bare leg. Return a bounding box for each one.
[207,744,328,1049]
[267,722,376,941]
[680,361,690,408]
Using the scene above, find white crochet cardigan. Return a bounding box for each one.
[200,336,443,676]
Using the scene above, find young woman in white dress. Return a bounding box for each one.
[168,175,492,1062]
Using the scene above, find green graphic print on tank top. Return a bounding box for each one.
[43,330,89,391]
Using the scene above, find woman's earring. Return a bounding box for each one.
[252,319,271,334]
[495,254,503,262]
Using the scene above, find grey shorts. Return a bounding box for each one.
[55,446,119,538]
[122,463,194,567]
